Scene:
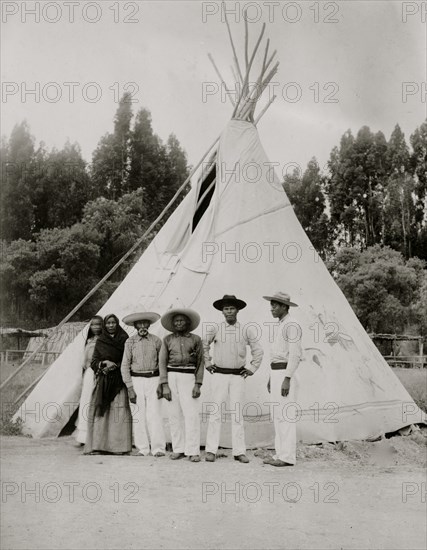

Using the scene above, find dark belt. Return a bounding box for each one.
[271,362,288,370]
[212,365,245,375]
[167,365,196,374]
[131,370,159,378]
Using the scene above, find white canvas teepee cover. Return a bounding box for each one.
[16,120,424,443]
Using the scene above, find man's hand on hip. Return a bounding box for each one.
[241,368,253,379]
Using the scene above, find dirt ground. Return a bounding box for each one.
[1,435,426,550]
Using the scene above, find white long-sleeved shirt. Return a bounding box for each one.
[203,321,263,374]
[270,314,302,377]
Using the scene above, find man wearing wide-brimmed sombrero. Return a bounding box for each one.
[158,308,204,462]
[203,295,263,464]
[262,291,303,467]
[121,311,165,457]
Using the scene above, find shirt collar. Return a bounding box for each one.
[137,333,151,340]
[278,313,290,324]
[173,332,191,338]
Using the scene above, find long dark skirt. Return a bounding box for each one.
[85,386,132,454]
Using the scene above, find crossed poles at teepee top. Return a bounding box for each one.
[208,3,280,122]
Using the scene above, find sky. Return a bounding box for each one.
[1,0,426,177]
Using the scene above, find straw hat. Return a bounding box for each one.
[122,311,161,326]
[262,291,298,307]
[161,308,200,333]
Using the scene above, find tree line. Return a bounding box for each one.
[284,122,426,261]
[1,96,426,336]
[284,121,426,336]
[1,93,190,324]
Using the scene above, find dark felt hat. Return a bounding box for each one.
[213,294,247,311]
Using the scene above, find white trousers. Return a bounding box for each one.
[270,370,297,464]
[130,376,165,455]
[206,373,246,457]
[167,372,200,456]
[75,368,94,444]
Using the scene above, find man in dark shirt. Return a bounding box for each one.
[159,308,204,462]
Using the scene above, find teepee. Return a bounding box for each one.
[14,19,424,444]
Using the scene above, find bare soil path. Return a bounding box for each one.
[1,436,425,550]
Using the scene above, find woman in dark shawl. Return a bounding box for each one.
[84,314,132,454]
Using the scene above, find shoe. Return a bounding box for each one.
[234,454,249,463]
[205,452,216,462]
[170,452,185,460]
[264,458,294,467]
[154,452,165,457]
[189,455,201,462]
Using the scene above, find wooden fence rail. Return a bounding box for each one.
[383,355,426,368]
[0,350,61,366]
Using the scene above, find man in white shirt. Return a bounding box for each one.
[263,291,302,467]
[203,294,263,463]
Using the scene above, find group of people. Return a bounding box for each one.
[75,291,303,467]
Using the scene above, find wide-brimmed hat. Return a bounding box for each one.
[263,291,298,307]
[161,308,200,333]
[122,311,161,326]
[213,294,247,311]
